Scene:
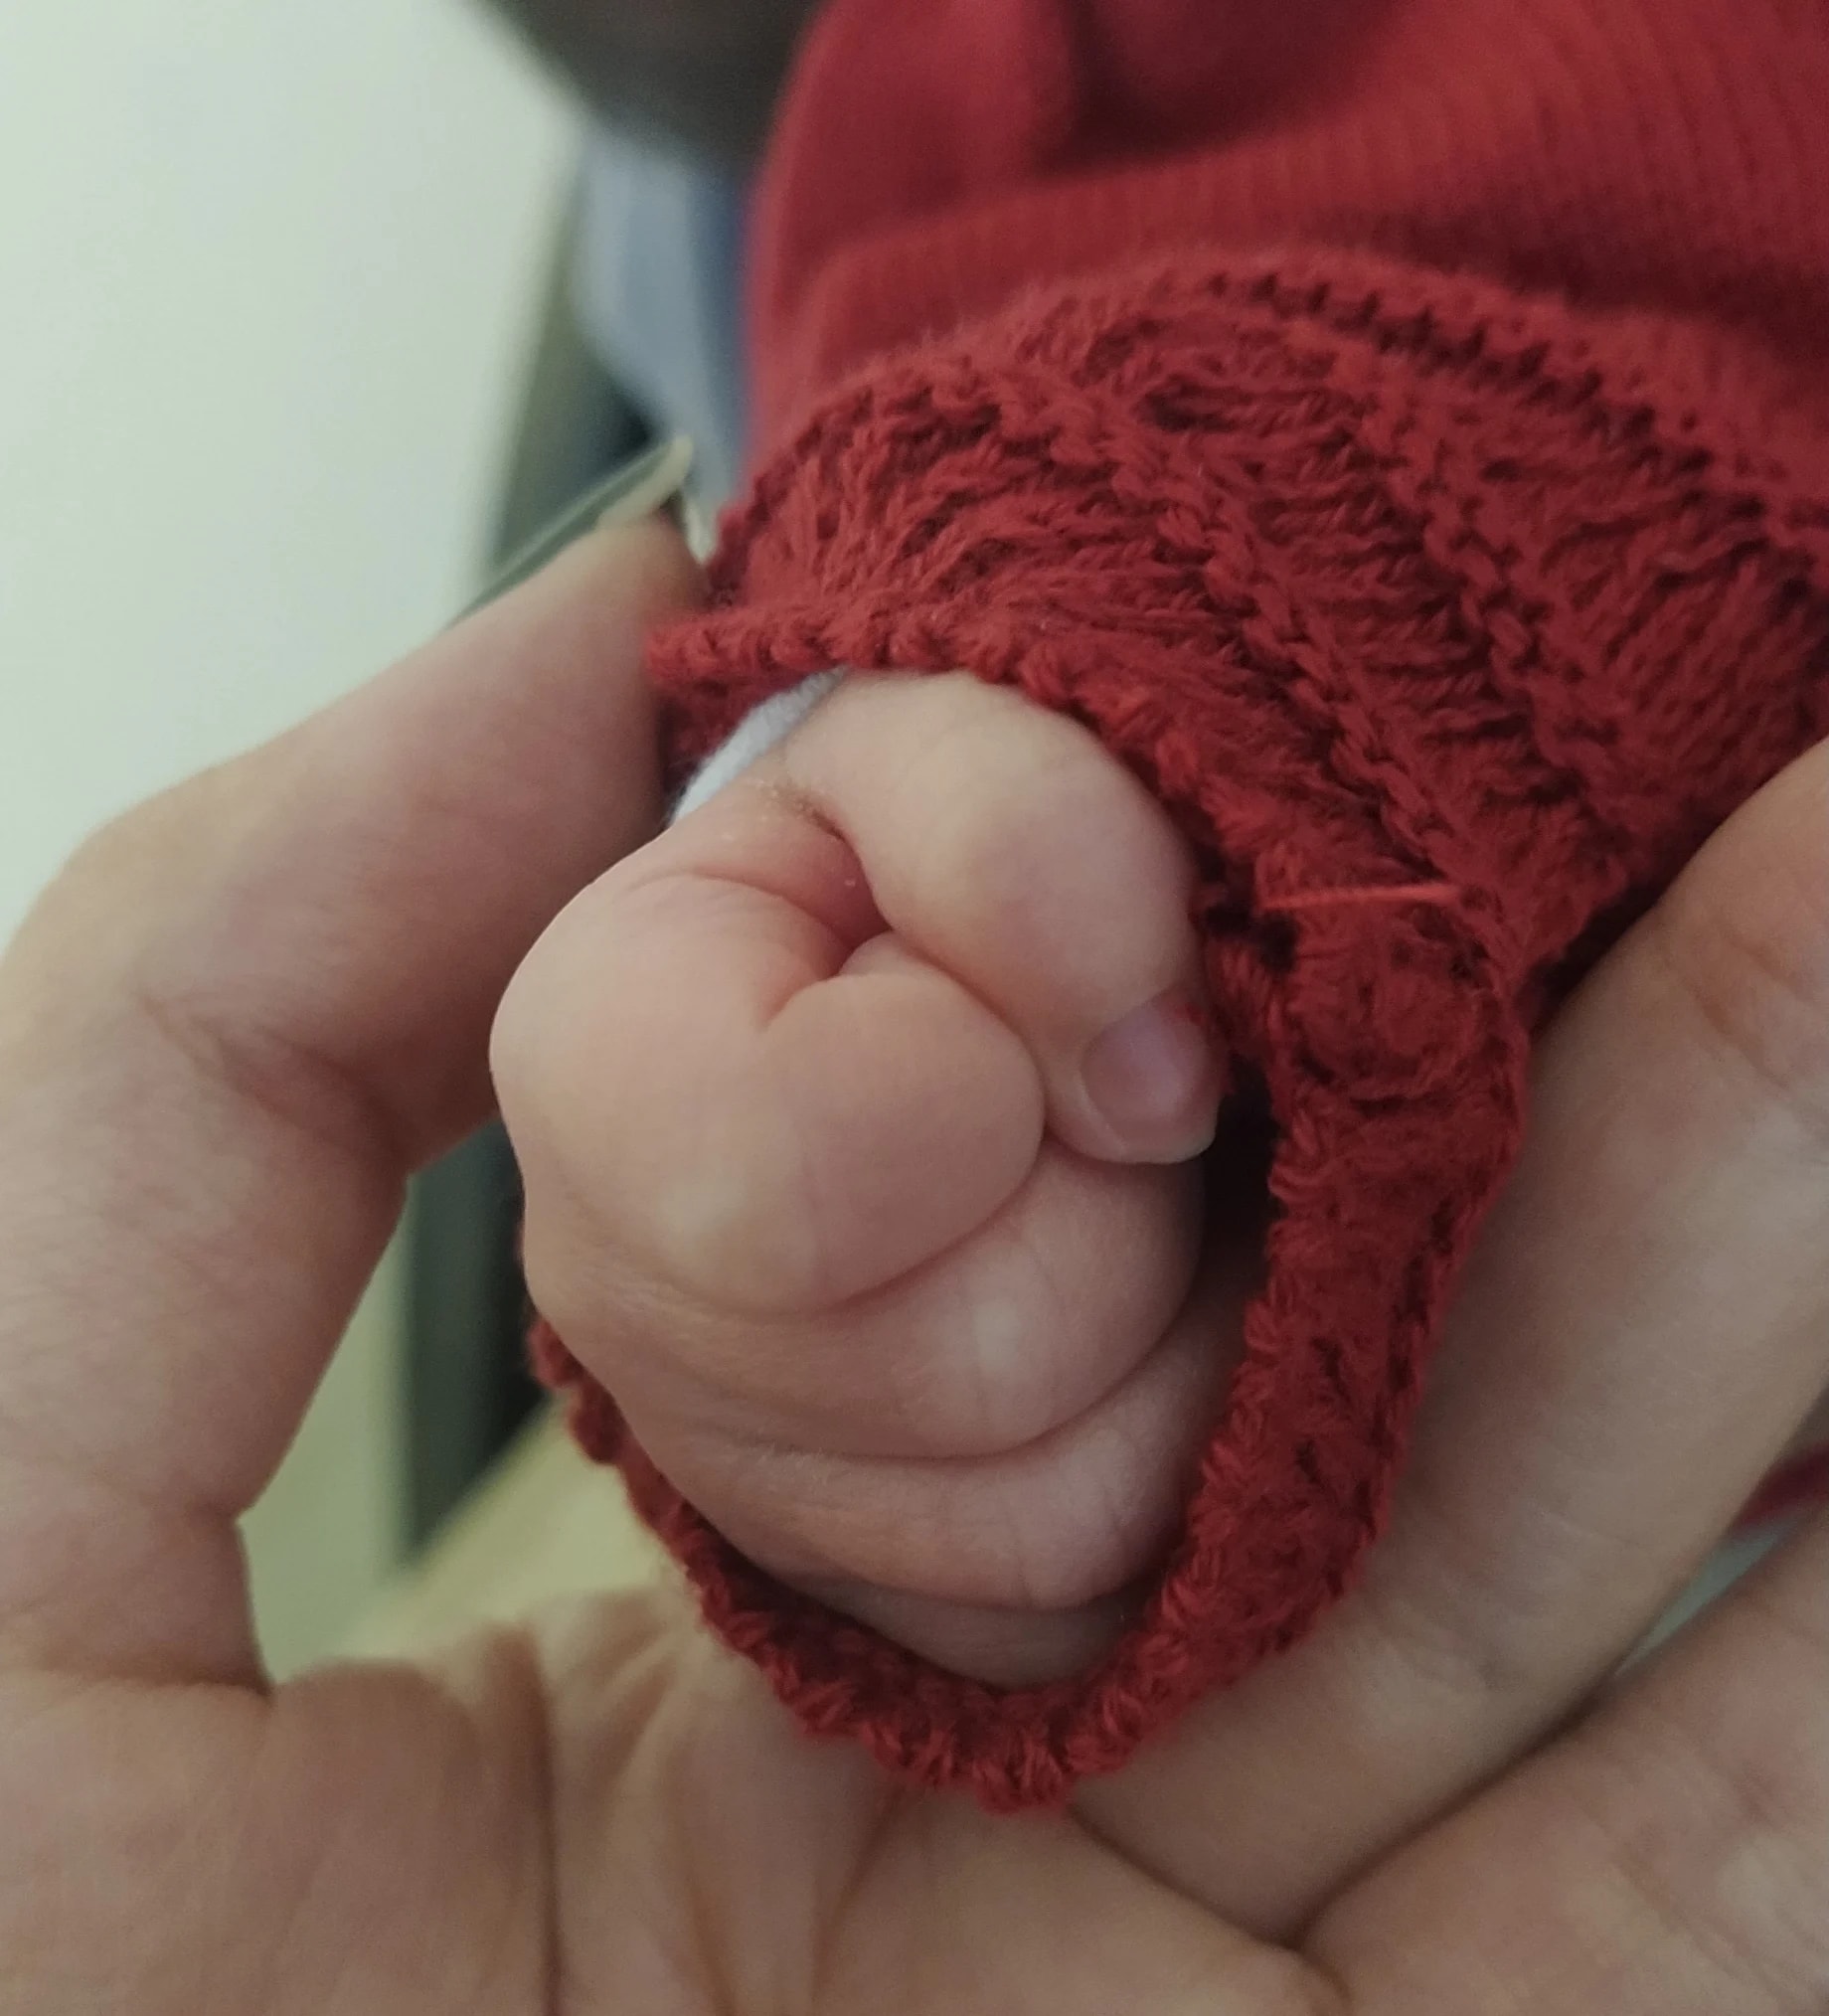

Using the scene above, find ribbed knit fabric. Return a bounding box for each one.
[532,0,1829,1807]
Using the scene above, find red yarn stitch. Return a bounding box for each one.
[534,0,1829,1807]
[1265,882,1459,916]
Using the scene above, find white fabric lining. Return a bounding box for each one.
[670,669,845,821]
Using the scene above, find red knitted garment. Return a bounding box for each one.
[533,0,1829,1807]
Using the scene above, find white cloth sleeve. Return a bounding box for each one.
[669,669,845,821]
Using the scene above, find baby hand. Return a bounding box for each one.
[494,673,1233,1684]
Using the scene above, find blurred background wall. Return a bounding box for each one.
[0,0,576,1670]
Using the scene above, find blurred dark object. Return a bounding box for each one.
[402,190,651,1548]
[404,1125,530,1548]
[488,0,821,160]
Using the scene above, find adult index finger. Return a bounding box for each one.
[0,516,698,1684]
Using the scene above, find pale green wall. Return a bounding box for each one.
[244,1250,409,1677]
[0,0,574,1669]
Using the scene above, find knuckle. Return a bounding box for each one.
[935,780,1189,1022]
[994,1441,1173,1612]
[533,1103,838,1325]
[929,786,1079,955]
[645,1134,836,1318]
[959,1276,1073,1449]
[878,1159,1195,1458]
[497,929,838,1321]
[633,1033,863,1321]
[884,1255,1072,1456]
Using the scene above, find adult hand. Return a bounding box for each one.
[1,517,1824,2012]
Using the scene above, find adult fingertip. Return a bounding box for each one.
[456,435,698,620]
[567,507,703,612]
[595,434,696,531]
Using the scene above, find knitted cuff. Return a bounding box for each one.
[536,248,1829,1806]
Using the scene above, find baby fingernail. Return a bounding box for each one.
[1081,990,1220,1159]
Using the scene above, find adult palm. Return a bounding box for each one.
[2,522,1824,2014]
